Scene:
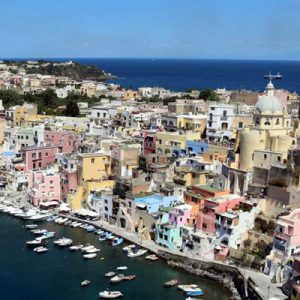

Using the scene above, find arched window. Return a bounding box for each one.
[276,118,280,125]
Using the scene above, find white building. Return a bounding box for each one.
[206,103,235,141]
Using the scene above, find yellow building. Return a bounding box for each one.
[174,165,209,186]
[123,90,138,100]
[156,131,201,155]
[176,114,207,133]
[77,153,112,182]
[0,119,7,144]
[6,103,38,127]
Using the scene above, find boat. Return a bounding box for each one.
[33,246,48,253]
[31,229,48,235]
[85,247,100,254]
[86,225,96,232]
[99,291,123,298]
[25,224,38,229]
[96,229,104,235]
[186,290,204,297]
[42,232,55,239]
[81,245,96,252]
[69,244,84,251]
[127,249,148,258]
[124,275,136,281]
[30,213,51,221]
[81,280,91,287]
[122,245,136,253]
[54,237,73,247]
[83,253,97,259]
[27,238,47,247]
[99,232,112,241]
[105,272,116,277]
[146,254,159,261]
[116,266,127,271]
[107,235,116,240]
[110,237,123,247]
[164,279,178,287]
[110,274,125,283]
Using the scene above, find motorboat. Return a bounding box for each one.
[110,274,125,283]
[177,284,198,291]
[146,254,159,261]
[95,229,104,235]
[127,249,148,258]
[69,244,84,251]
[109,237,123,247]
[99,232,112,241]
[164,279,178,287]
[54,237,73,247]
[83,253,97,259]
[81,280,91,287]
[99,291,123,298]
[31,229,48,235]
[30,213,51,221]
[33,246,48,253]
[85,247,100,254]
[116,266,127,271]
[124,275,136,281]
[27,238,48,247]
[105,272,116,277]
[41,231,55,239]
[186,290,204,297]
[122,245,136,253]
[25,224,38,229]
[178,284,203,296]
[107,235,116,240]
[86,225,96,232]
[81,245,95,252]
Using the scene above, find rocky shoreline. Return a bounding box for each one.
[168,261,242,300]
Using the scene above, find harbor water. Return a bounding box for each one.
[0,214,230,300]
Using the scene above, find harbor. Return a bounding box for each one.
[0,210,230,300]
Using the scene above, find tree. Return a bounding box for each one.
[65,100,79,117]
[199,89,219,101]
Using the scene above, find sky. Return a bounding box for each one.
[1,0,300,60]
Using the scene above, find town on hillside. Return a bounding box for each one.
[1,60,300,298]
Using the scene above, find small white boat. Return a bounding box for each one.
[122,245,136,253]
[25,224,38,229]
[105,272,116,277]
[33,246,48,253]
[85,247,100,254]
[116,266,127,271]
[27,238,47,247]
[69,244,84,251]
[83,253,97,259]
[177,284,202,294]
[146,254,159,261]
[54,237,73,247]
[99,291,123,298]
[81,245,95,252]
[31,229,48,235]
[127,249,148,258]
[110,274,125,283]
[81,280,91,287]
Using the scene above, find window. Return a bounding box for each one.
[45,152,48,157]
[208,121,212,127]
[26,136,29,140]
[203,223,207,229]
[38,162,42,168]
[50,180,54,185]
[276,118,280,125]
[264,154,267,160]
[238,122,243,128]
[223,110,227,117]
[277,156,281,162]
[91,158,95,164]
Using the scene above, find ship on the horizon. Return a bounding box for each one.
[264,71,282,80]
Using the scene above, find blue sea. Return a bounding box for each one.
[0,214,229,300]
[73,58,300,93]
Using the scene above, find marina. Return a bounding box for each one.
[0,211,230,300]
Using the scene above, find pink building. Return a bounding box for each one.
[21,145,59,171]
[273,209,300,258]
[27,170,61,206]
[169,204,192,226]
[59,154,78,201]
[196,194,243,234]
[44,130,78,154]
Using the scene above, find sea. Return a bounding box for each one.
[71,58,300,93]
[0,214,230,300]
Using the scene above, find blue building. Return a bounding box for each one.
[155,213,181,250]
[135,194,178,214]
[186,140,209,155]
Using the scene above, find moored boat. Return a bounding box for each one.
[69,244,84,251]
[116,266,127,271]
[83,253,97,259]
[124,275,136,281]
[27,238,48,247]
[99,291,123,298]
[127,249,148,258]
[122,244,136,253]
[25,224,38,229]
[33,246,48,253]
[146,254,159,261]
[81,280,91,287]
[164,279,178,287]
[110,274,125,283]
[105,271,116,277]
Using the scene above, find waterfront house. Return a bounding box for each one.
[169,203,192,226]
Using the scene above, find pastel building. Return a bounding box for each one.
[169,204,192,226]
[186,140,209,155]
[27,170,61,206]
[135,194,179,214]
[21,145,59,171]
[44,130,78,153]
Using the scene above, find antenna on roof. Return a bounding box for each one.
[264,71,282,81]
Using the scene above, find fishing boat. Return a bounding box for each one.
[110,274,125,283]
[146,254,159,261]
[127,249,148,258]
[109,237,124,247]
[122,244,136,253]
[164,279,178,287]
[33,246,48,253]
[99,291,123,298]
[105,272,116,277]
[116,266,127,271]
[69,244,84,251]
[124,275,136,281]
[25,224,38,229]
[83,253,97,259]
[81,280,91,287]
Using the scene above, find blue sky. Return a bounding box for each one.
[1,0,300,60]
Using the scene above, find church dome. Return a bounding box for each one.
[255,81,283,113]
